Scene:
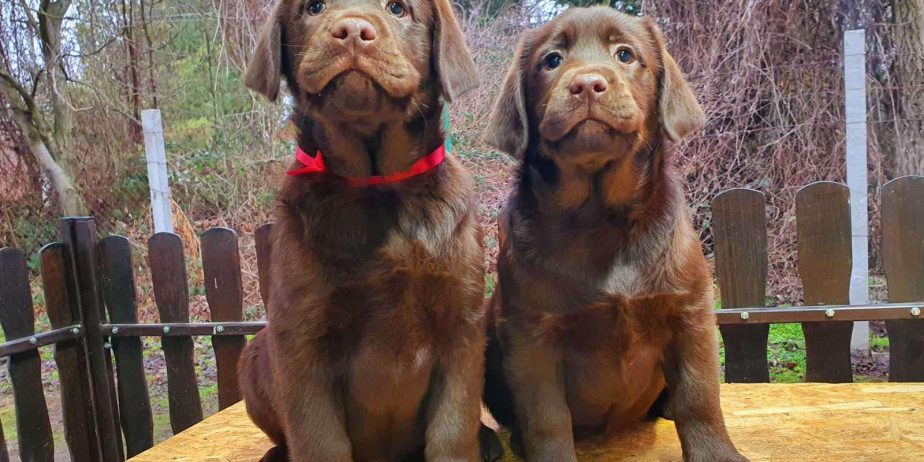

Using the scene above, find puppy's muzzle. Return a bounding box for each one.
[331,16,378,53]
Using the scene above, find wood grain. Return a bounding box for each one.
[60,218,124,461]
[881,176,924,382]
[98,235,155,456]
[795,181,853,383]
[149,232,204,433]
[201,227,246,409]
[712,189,770,383]
[41,243,96,461]
[0,247,54,462]
[129,383,924,462]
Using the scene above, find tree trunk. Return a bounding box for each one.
[39,0,75,158]
[891,0,924,176]
[123,0,143,143]
[29,138,87,215]
[140,0,158,108]
[0,0,87,216]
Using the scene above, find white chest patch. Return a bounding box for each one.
[603,261,643,298]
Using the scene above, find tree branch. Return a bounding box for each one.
[0,68,35,113]
[18,0,40,36]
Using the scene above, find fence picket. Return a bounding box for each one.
[255,223,274,310]
[41,243,96,461]
[59,218,124,461]
[881,176,924,382]
[712,189,770,383]
[98,236,155,455]
[148,232,204,432]
[0,248,54,461]
[796,182,853,382]
[201,228,246,409]
[0,424,7,462]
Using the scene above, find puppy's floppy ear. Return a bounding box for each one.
[245,3,284,102]
[644,18,705,142]
[484,37,529,159]
[432,0,479,101]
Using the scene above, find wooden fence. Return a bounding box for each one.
[0,177,922,461]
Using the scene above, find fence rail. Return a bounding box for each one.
[1,177,923,460]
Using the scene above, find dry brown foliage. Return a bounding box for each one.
[1,1,901,314]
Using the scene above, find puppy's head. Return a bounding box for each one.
[485,7,704,164]
[245,0,478,123]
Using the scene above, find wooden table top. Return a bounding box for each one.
[129,383,924,461]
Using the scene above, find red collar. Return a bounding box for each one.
[287,144,447,186]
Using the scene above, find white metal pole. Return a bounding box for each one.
[844,29,869,354]
[142,109,174,234]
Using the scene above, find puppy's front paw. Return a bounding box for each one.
[479,425,504,462]
[259,446,287,462]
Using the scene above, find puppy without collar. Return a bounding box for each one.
[481,7,747,462]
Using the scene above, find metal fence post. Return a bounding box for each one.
[142,109,174,234]
[844,29,870,356]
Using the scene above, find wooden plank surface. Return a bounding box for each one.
[0,248,55,462]
[795,181,853,383]
[129,383,924,461]
[99,235,155,456]
[712,188,770,383]
[882,176,924,382]
[200,227,246,409]
[149,232,204,433]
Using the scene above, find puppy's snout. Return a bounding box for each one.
[331,17,378,51]
[568,73,608,98]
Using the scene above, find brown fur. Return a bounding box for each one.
[237,0,489,460]
[480,8,745,462]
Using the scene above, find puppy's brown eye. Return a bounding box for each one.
[544,53,563,70]
[386,1,407,17]
[305,0,325,15]
[616,48,634,64]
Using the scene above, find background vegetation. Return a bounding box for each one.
[0,0,921,458]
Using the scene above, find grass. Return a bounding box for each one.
[0,404,15,444]
[767,324,806,383]
[871,334,890,352]
[718,323,807,383]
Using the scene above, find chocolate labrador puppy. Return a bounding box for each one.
[237,0,492,460]
[480,7,746,462]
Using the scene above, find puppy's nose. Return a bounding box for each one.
[331,17,377,51]
[569,74,608,98]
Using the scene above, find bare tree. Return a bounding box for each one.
[889,0,924,176]
[0,0,87,215]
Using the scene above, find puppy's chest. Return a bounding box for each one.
[324,227,481,350]
[545,295,672,353]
